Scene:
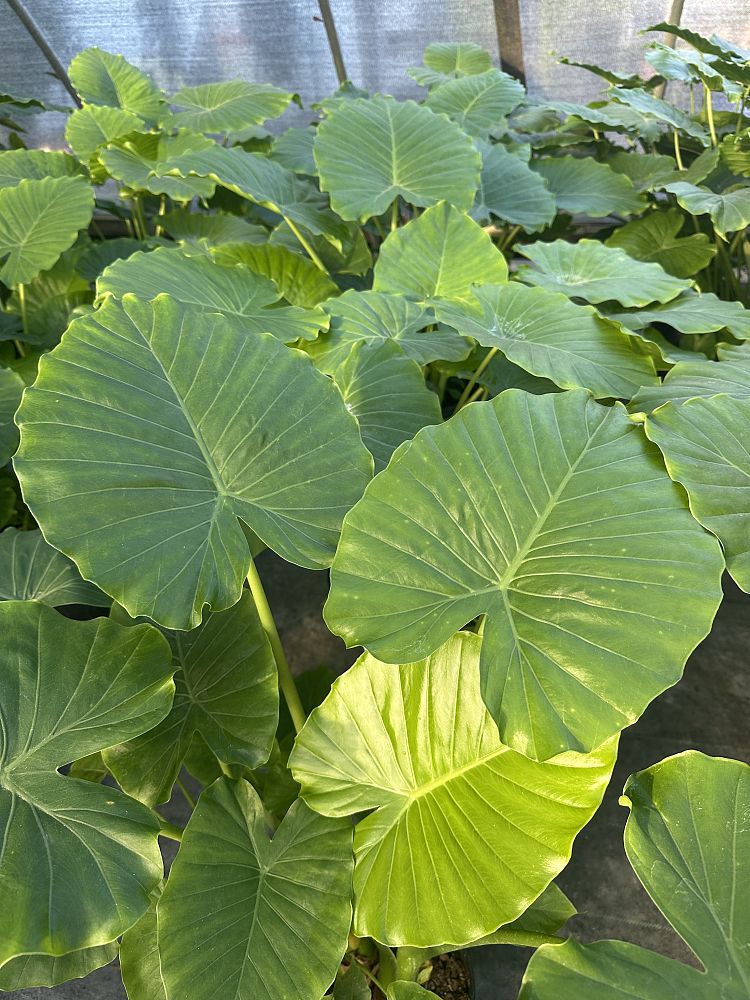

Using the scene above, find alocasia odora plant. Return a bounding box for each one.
[0,23,749,1000]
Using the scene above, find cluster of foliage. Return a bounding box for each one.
[0,22,749,1000]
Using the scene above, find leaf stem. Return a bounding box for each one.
[176,776,196,810]
[390,198,399,232]
[17,281,28,341]
[672,130,684,171]
[455,347,498,412]
[357,961,387,994]
[246,558,306,734]
[704,84,718,147]
[283,216,330,274]
[158,818,184,842]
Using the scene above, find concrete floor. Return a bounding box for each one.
[13,559,750,999]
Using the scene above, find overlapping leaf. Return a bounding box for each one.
[373,201,507,303]
[100,129,217,200]
[0,943,118,991]
[0,176,94,286]
[646,396,750,591]
[520,752,750,999]
[425,69,524,135]
[307,289,470,372]
[0,365,23,464]
[157,780,353,1000]
[98,246,327,342]
[68,47,163,120]
[435,282,657,398]
[531,156,645,218]
[0,149,85,189]
[408,41,493,88]
[65,104,146,161]
[518,239,691,306]
[0,528,109,606]
[606,208,716,277]
[15,294,372,628]
[610,86,709,144]
[291,632,616,945]
[314,97,480,220]
[104,590,278,804]
[664,181,750,238]
[0,601,173,967]
[325,389,724,760]
[472,143,556,231]
[167,80,295,133]
[609,290,750,338]
[333,339,442,472]
[630,343,750,411]
[212,241,338,307]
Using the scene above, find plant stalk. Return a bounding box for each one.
[15,282,28,356]
[704,84,718,147]
[455,347,498,411]
[673,130,684,170]
[176,776,196,810]
[390,198,399,232]
[158,818,184,842]
[246,558,306,734]
[283,216,329,274]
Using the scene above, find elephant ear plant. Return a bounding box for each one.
[0,25,748,1000]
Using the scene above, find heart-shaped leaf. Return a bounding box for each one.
[15,294,372,628]
[68,47,163,120]
[472,143,556,231]
[0,527,109,606]
[104,590,278,805]
[65,104,146,161]
[608,290,750,338]
[314,97,480,221]
[0,365,23,464]
[211,241,338,307]
[324,389,724,760]
[291,631,616,945]
[97,246,327,342]
[157,780,354,1000]
[0,176,94,286]
[610,87,709,144]
[630,343,750,411]
[373,201,508,303]
[0,149,86,189]
[664,180,750,238]
[308,289,469,372]
[332,339,442,472]
[408,42,493,88]
[520,751,750,999]
[518,239,691,306]
[0,601,173,967]
[606,208,716,277]
[646,395,750,591]
[425,69,524,135]
[100,129,217,200]
[167,80,295,133]
[531,156,645,218]
[435,282,657,398]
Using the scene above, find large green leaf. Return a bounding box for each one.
[409,41,493,89]
[425,69,524,135]
[168,80,295,133]
[0,527,109,606]
[606,208,716,277]
[630,343,750,411]
[333,339,442,472]
[609,87,709,144]
[606,151,678,192]
[313,96,480,221]
[520,751,750,1000]
[0,175,94,286]
[664,180,750,238]
[65,104,146,161]
[531,156,645,218]
[270,125,317,175]
[0,943,118,991]
[270,218,372,276]
[15,294,372,628]
[68,47,163,120]
[646,395,750,591]
[518,239,691,306]
[609,290,750,338]
[291,631,616,945]
[97,246,327,342]
[120,891,166,1000]
[373,201,508,303]
[157,780,353,1000]
[160,144,350,247]
[162,209,267,247]
[211,241,338,307]
[435,282,657,398]
[0,601,173,967]
[104,590,278,804]
[324,389,724,760]
[0,148,85,189]
[100,129,217,200]
[306,289,470,372]
[472,143,556,231]
[0,365,23,464]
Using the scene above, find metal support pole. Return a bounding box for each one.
[493,0,526,85]
[317,0,348,85]
[4,0,81,106]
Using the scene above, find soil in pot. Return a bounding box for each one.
[422,952,472,999]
